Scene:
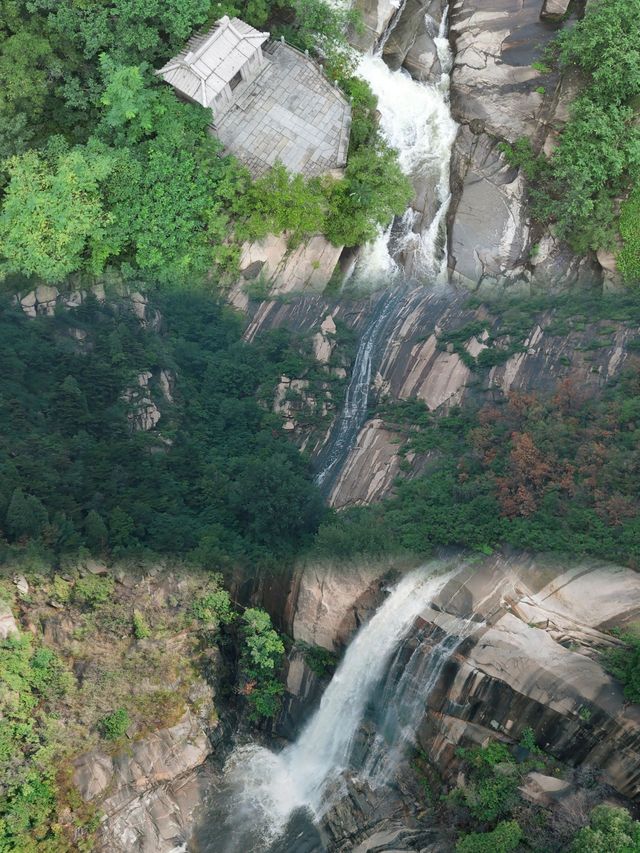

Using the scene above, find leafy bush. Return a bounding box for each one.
[506,0,640,263]
[569,805,640,852]
[98,707,130,740]
[456,820,523,853]
[52,575,72,604]
[73,574,115,608]
[192,582,234,630]
[239,608,285,720]
[132,609,150,639]
[603,629,640,703]
[618,187,640,284]
[0,631,76,850]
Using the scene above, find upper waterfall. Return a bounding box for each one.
[352,6,458,285]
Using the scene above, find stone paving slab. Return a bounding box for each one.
[214,43,351,178]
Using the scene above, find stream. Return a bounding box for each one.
[314,5,457,491]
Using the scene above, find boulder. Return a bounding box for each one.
[0,601,18,639]
[541,0,571,21]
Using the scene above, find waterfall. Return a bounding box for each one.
[351,5,458,285]
[205,564,457,852]
[314,287,406,493]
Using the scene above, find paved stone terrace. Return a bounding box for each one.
[214,43,351,178]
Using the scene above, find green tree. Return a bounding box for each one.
[84,509,109,554]
[569,805,640,853]
[98,707,130,740]
[5,488,48,540]
[456,820,522,853]
[0,144,117,282]
[51,375,89,435]
[234,162,327,247]
[324,143,412,246]
[0,30,59,157]
[239,608,285,720]
[109,506,136,549]
[603,630,640,703]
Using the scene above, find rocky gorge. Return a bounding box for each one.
[2,1,640,852]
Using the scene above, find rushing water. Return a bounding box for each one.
[314,287,406,493]
[199,564,461,852]
[351,7,457,285]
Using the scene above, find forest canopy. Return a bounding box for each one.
[0,0,410,288]
[0,291,324,567]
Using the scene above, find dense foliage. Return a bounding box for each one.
[603,630,640,704]
[0,0,409,286]
[238,607,285,719]
[0,628,87,851]
[0,292,324,566]
[569,805,640,853]
[502,0,640,281]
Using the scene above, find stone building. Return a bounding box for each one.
[158,16,351,179]
[158,16,269,119]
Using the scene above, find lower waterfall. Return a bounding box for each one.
[200,563,473,852]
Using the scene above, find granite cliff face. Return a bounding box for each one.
[280,553,640,804]
[446,0,602,292]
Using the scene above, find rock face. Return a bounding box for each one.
[287,559,396,651]
[327,285,638,507]
[382,0,446,81]
[74,710,214,852]
[446,0,602,290]
[413,555,640,799]
[283,553,640,802]
[232,233,343,309]
[0,600,18,639]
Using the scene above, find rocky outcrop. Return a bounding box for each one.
[327,284,638,507]
[122,371,162,433]
[284,553,640,803]
[382,0,446,81]
[352,0,401,51]
[74,710,214,852]
[287,559,397,651]
[449,128,531,289]
[410,556,640,799]
[446,0,602,290]
[231,233,343,310]
[0,600,18,639]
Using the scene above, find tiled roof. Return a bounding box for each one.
[157,16,268,108]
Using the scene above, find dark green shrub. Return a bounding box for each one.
[98,708,130,740]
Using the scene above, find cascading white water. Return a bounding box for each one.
[211,565,455,851]
[314,287,405,492]
[352,6,458,285]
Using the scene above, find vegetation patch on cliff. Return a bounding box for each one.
[502,0,640,284]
